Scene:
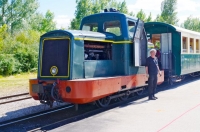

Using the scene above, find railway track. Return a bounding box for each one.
[0,104,74,128]
[29,76,200,131]
[0,92,31,105]
[0,75,199,131]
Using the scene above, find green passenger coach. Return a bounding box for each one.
[144,22,200,83]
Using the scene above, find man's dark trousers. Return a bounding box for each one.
[148,74,157,98]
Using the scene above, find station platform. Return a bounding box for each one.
[50,79,200,132]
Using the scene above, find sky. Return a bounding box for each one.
[37,0,200,29]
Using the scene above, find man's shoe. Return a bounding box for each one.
[149,97,156,100]
[153,96,158,99]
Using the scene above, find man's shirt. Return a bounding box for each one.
[146,56,158,75]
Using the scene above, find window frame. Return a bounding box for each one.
[103,20,122,36]
[82,23,98,32]
[127,20,136,39]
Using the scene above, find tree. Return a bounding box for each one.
[146,13,152,22]
[159,0,179,25]
[27,10,56,33]
[135,9,152,22]
[0,0,39,33]
[154,14,164,22]
[129,11,135,17]
[181,16,200,32]
[136,9,146,21]
[40,10,56,33]
[70,0,128,30]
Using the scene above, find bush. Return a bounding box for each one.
[0,54,19,75]
[0,27,40,75]
[14,48,38,72]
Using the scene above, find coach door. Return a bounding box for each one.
[161,33,172,70]
[133,19,147,66]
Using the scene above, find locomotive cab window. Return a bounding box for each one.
[104,21,121,36]
[128,21,136,38]
[82,23,98,32]
[84,41,112,60]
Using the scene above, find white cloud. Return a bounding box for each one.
[127,0,163,18]
[127,0,200,24]
[177,0,200,12]
[54,15,72,29]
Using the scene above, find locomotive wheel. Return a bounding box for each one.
[136,87,145,95]
[119,91,129,101]
[168,78,174,85]
[96,96,111,108]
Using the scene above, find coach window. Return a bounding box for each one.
[82,23,98,32]
[128,21,135,39]
[190,38,194,53]
[182,37,188,53]
[196,39,200,53]
[104,21,121,36]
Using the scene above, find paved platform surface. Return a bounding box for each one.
[50,79,200,132]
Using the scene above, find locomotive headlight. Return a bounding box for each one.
[50,66,58,76]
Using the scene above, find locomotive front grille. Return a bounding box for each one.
[40,38,70,77]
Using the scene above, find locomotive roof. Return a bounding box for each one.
[145,22,200,38]
[82,12,138,21]
[41,29,115,41]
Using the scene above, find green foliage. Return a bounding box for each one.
[15,30,41,45]
[27,10,56,33]
[0,54,16,75]
[129,11,135,17]
[70,0,128,30]
[0,31,39,75]
[155,0,179,25]
[0,0,57,76]
[136,9,146,21]
[146,13,152,22]
[0,0,39,33]
[135,9,152,22]
[181,16,200,32]
[14,47,38,72]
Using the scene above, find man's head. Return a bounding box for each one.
[150,49,157,58]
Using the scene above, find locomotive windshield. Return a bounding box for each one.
[104,20,121,36]
[82,23,98,32]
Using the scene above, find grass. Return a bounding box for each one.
[0,72,37,97]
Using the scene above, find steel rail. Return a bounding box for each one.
[0,97,32,105]
[29,77,199,131]
[0,104,74,127]
[0,93,29,100]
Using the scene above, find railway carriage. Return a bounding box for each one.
[144,22,200,84]
[29,9,200,107]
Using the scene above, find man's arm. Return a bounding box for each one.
[145,58,149,77]
[145,66,149,78]
[156,64,162,76]
[145,66,148,74]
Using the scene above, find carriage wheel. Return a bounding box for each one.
[96,96,111,107]
[136,87,145,95]
[119,91,129,101]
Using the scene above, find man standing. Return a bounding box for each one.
[146,49,162,100]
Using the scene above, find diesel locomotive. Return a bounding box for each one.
[29,9,200,107]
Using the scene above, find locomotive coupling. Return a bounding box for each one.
[32,81,63,108]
